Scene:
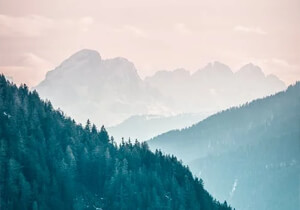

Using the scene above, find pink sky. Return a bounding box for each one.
[0,0,299,87]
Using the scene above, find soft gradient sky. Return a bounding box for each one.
[0,0,299,86]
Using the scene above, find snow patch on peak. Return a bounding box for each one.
[230,179,238,198]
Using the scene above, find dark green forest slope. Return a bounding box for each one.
[149,82,300,210]
[0,75,232,210]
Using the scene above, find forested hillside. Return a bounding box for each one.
[149,82,300,210]
[0,74,232,210]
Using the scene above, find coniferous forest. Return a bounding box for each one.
[149,81,300,210]
[0,75,232,209]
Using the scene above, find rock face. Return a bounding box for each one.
[35,49,286,132]
[35,49,164,126]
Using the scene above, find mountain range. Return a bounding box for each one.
[148,82,300,210]
[2,47,297,210]
[35,49,286,141]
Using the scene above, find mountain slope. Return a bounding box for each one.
[0,75,232,210]
[148,82,300,210]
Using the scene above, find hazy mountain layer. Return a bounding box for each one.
[148,82,300,210]
[35,49,286,131]
[145,62,286,114]
[107,112,213,142]
[0,75,232,210]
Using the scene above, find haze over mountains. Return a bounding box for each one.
[148,82,300,210]
[2,47,297,210]
[0,75,232,210]
[107,112,212,142]
[35,49,286,141]
[145,62,285,114]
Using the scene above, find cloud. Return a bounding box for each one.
[234,25,267,35]
[174,23,192,35]
[0,53,53,87]
[123,25,148,38]
[271,58,293,68]
[0,14,95,37]
[0,14,54,37]
[79,16,95,32]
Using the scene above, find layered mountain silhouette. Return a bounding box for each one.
[35,49,286,141]
[0,75,232,210]
[107,112,213,142]
[148,82,300,210]
[145,62,286,114]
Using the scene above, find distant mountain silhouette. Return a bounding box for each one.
[148,82,300,210]
[35,49,164,126]
[107,112,213,142]
[35,49,286,140]
[145,62,286,114]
